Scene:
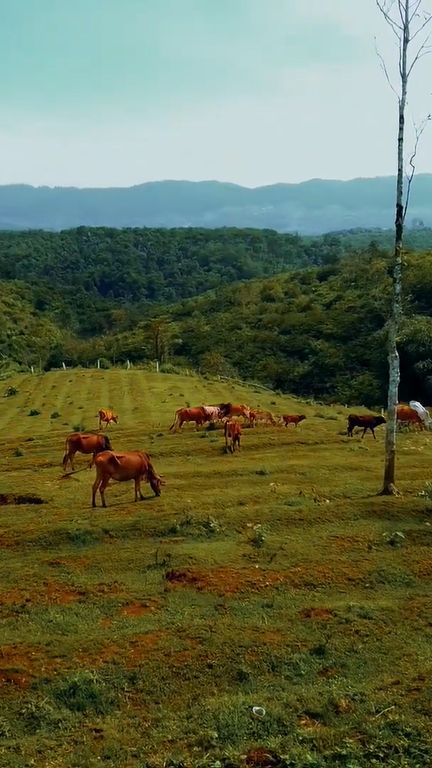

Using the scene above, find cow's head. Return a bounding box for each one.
[298,415,306,422]
[103,435,113,451]
[149,473,166,497]
[376,416,386,426]
[112,414,119,424]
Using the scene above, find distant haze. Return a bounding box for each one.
[0,0,431,188]
[1,175,431,234]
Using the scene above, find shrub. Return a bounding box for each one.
[97,357,111,370]
[28,409,41,416]
[4,386,18,397]
[50,411,61,419]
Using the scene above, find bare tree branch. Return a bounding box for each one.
[375,37,400,97]
[376,0,404,36]
[404,114,432,220]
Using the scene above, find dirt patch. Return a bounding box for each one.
[245,747,284,767]
[300,607,335,620]
[0,494,45,505]
[120,600,160,618]
[0,643,66,687]
[164,562,368,596]
[75,631,168,667]
[0,580,124,607]
[165,567,286,595]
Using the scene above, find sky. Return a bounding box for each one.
[0,0,431,188]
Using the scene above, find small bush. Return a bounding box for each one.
[4,386,18,397]
[418,481,432,500]
[53,671,116,715]
[13,447,24,457]
[160,363,183,375]
[28,409,41,416]
[50,411,61,419]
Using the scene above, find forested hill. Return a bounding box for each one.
[2,238,432,407]
[0,226,344,314]
[1,174,432,233]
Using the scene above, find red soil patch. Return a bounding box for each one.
[0,580,124,607]
[120,599,159,618]
[300,607,335,621]
[165,567,285,595]
[0,643,66,688]
[75,631,167,667]
[165,561,368,596]
[245,747,283,767]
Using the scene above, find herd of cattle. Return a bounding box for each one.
[61,404,430,507]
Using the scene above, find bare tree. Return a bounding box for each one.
[376,0,431,495]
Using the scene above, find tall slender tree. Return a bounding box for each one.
[376,0,431,495]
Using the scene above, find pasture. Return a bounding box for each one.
[0,369,431,768]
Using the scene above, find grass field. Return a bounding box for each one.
[0,369,431,768]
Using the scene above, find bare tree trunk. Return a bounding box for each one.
[380,1,409,495]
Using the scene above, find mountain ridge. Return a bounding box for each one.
[0,174,431,234]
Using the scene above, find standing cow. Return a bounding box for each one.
[397,404,427,431]
[281,414,306,427]
[224,421,241,453]
[347,414,386,439]
[63,432,112,471]
[92,450,164,507]
[169,407,207,432]
[98,408,119,429]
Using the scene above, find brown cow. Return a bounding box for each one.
[63,432,112,472]
[92,450,164,507]
[281,414,306,427]
[169,407,207,432]
[249,409,277,427]
[347,414,386,439]
[397,405,426,431]
[98,408,118,429]
[224,420,241,453]
[221,403,251,421]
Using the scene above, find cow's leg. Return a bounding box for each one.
[89,452,96,468]
[68,450,76,471]
[99,477,109,507]
[92,475,101,507]
[62,451,70,471]
[361,428,367,439]
[134,477,143,501]
[371,428,376,439]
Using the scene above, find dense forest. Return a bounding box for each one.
[1,226,432,406]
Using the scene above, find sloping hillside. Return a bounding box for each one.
[0,369,431,767]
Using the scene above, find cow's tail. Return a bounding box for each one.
[169,410,180,431]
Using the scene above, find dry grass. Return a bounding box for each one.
[0,369,431,767]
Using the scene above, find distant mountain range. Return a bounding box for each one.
[0,174,431,234]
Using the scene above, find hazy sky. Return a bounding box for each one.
[1,0,431,187]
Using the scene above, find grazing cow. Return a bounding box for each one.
[281,414,306,427]
[397,404,426,431]
[98,408,118,429]
[221,403,251,421]
[347,414,386,439]
[63,432,112,472]
[249,409,277,427]
[92,450,164,507]
[201,405,223,423]
[224,420,241,453]
[169,406,207,432]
